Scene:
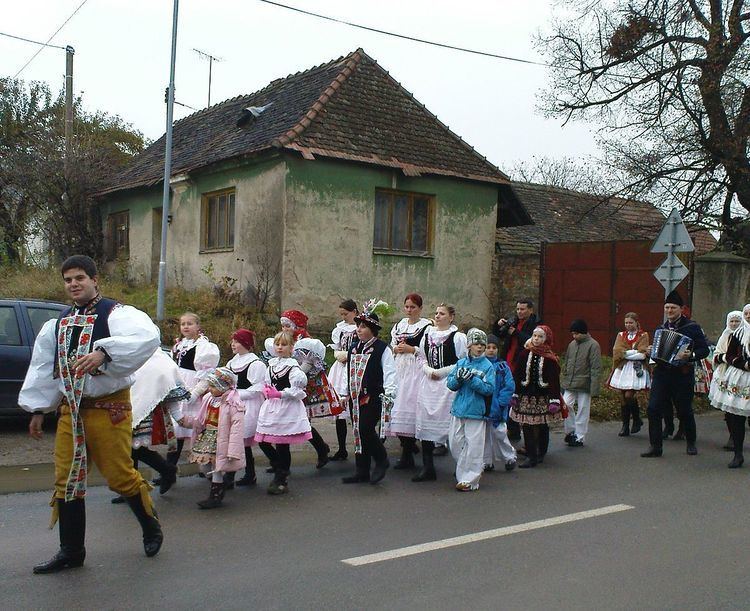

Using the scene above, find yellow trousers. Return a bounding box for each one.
[53,393,153,517]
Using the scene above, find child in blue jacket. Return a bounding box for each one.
[483,334,517,471]
[447,328,495,491]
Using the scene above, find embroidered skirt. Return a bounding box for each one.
[710,367,750,417]
[609,361,650,391]
[510,395,563,426]
[189,425,218,464]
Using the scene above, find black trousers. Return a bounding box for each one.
[258,442,291,472]
[647,367,696,449]
[355,400,387,474]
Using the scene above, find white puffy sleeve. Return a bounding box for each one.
[93,305,160,378]
[330,325,342,350]
[194,338,220,372]
[264,337,277,357]
[237,359,267,401]
[454,332,468,360]
[18,319,63,413]
[390,321,401,348]
[382,346,397,397]
[282,366,308,400]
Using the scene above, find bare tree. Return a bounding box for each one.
[511,155,619,195]
[539,0,750,243]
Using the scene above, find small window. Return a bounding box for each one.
[0,306,21,346]
[106,211,130,260]
[373,189,434,255]
[27,307,62,337]
[201,188,236,251]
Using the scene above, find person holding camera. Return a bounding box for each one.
[492,299,540,440]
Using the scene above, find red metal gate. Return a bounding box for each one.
[541,241,692,356]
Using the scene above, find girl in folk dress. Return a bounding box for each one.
[327,299,359,461]
[254,331,312,495]
[608,312,650,437]
[186,367,246,509]
[225,328,267,487]
[710,319,750,468]
[167,312,220,468]
[389,293,432,470]
[709,311,745,452]
[510,325,564,469]
[413,304,467,482]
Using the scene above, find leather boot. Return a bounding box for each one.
[412,441,436,482]
[125,493,164,556]
[236,447,257,486]
[198,482,225,508]
[618,404,630,437]
[223,471,236,490]
[343,454,371,483]
[33,498,86,574]
[309,427,330,469]
[630,398,643,435]
[394,437,416,470]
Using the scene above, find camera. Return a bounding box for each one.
[497,315,519,334]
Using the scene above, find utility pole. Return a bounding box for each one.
[193,48,222,107]
[156,0,179,321]
[64,46,74,171]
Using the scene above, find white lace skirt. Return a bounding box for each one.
[609,361,650,391]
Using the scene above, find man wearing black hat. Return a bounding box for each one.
[641,290,709,457]
[343,306,397,484]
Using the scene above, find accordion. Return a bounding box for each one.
[651,329,692,366]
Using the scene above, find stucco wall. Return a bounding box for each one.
[100,156,286,300]
[282,156,499,332]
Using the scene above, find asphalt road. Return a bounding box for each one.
[1,412,749,610]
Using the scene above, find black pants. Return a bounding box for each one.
[258,442,291,475]
[131,446,173,476]
[726,413,746,454]
[355,400,387,475]
[166,438,185,466]
[647,367,696,449]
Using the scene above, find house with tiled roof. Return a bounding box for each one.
[99,48,518,326]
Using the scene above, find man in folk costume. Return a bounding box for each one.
[641,290,709,458]
[20,255,161,574]
[343,300,397,485]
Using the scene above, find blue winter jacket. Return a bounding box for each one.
[487,356,516,427]
[447,355,496,420]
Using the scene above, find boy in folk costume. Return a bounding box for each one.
[483,335,517,472]
[20,255,161,573]
[446,329,496,491]
[342,299,397,485]
[185,367,246,509]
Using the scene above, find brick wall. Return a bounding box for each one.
[490,234,541,326]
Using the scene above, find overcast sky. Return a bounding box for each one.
[2,0,599,176]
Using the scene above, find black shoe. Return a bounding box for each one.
[267,480,289,495]
[316,454,330,469]
[125,494,163,556]
[630,419,643,435]
[729,454,744,469]
[393,449,416,470]
[483,464,495,472]
[641,447,663,458]
[686,444,697,455]
[33,548,86,574]
[329,449,349,461]
[505,460,517,471]
[567,439,584,447]
[564,433,575,443]
[411,467,437,482]
[111,495,125,504]
[673,428,685,441]
[518,457,537,469]
[342,473,370,484]
[159,467,178,495]
[235,473,257,486]
[370,459,390,484]
[618,424,630,437]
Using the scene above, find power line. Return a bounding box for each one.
[0,31,67,50]
[256,0,548,67]
[13,0,90,78]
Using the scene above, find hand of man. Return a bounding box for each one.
[72,350,106,376]
[29,414,44,440]
[677,346,692,361]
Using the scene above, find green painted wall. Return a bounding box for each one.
[283,155,499,330]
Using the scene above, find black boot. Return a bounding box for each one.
[236,447,257,486]
[518,425,538,468]
[394,437,416,470]
[198,482,226,508]
[412,441,436,482]
[223,471,236,490]
[618,404,630,437]
[309,427,330,469]
[33,499,86,574]
[125,493,164,556]
[629,398,643,434]
[330,419,349,461]
[343,454,371,483]
[729,453,745,468]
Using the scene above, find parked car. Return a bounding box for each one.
[0,299,68,417]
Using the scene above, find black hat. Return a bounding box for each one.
[354,311,381,332]
[569,319,588,334]
[487,334,500,346]
[664,290,684,307]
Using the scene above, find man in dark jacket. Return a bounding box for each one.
[641,290,709,458]
[493,299,540,441]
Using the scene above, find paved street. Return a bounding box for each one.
[2,412,749,610]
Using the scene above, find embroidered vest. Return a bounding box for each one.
[270,365,296,391]
[53,297,117,377]
[426,330,458,369]
[175,345,197,370]
[350,338,388,397]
